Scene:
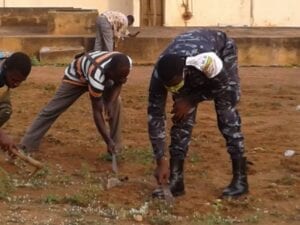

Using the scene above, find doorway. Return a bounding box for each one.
[140,0,164,26]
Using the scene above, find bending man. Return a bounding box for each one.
[21,51,132,155]
[148,29,248,199]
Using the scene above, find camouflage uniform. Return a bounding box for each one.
[148,29,244,160]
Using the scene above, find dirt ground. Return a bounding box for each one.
[0,65,299,225]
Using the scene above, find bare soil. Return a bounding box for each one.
[0,66,299,225]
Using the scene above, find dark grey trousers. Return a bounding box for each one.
[94,15,114,51]
[21,82,122,152]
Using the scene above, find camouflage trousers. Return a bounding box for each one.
[169,85,244,160]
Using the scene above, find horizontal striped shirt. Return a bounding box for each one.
[63,51,131,98]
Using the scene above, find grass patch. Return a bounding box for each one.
[275,175,296,186]
[43,185,103,207]
[98,147,154,165]
[62,184,103,207]
[43,194,61,204]
[0,167,13,199]
[31,56,41,66]
[122,147,154,165]
[192,200,235,225]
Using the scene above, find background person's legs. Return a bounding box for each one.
[94,16,113,51]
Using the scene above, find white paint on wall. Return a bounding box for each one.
[1,0,300,27]
[252,0,300,26]
[164,0,251,27]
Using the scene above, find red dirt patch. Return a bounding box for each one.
[0,66,299,225]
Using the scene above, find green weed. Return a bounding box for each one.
[43,194,61,204]
[31,56,41,66]
[123,147,153,165]
[62,184,103,207]
[192,200,234,225]
[275,175,296,186]
[0,167,13,199]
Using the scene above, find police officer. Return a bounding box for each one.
[148,29,248,199]
[0,51,31,151]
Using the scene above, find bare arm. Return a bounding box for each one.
[0,129,15,152]
[90,95,115,154]
[103,84,122,104]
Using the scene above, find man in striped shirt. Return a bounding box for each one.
[94,10,139,51]
[20,51,132,155]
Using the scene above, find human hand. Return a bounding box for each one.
[107,139,116,155]
[0,133,16,152]
[154,156,169,185]
[104,103,113,122]
[171,98,194,123]
[128,31,140,37]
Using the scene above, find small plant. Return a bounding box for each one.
[97,152,114,162]
[31,55,41,66]
[78,163,91,180]
[146,199,174,225]
[275,175,295,186]
[63,194,88,207]
[43,84,57,92]
[43,194,61,204]
[187,152,201,163]
[62,184,103,207]
[192,200,235,225]
[244,213,260,223]
[148,216,172,225]
[0,167,13,199]
[28,167,49,187]
[123,147,153,165]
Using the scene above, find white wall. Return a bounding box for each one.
[1,0,300,27]
[164,0,251,26]
[1,0,132,15]
[164,0,300,27]
[252,0,300,26]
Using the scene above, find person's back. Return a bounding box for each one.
[161,29,228,57]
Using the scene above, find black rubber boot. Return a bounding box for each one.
[152,158,185,198]
[169,158,185,196]
[222,156,249,198]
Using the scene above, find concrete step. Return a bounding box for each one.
[39,45,85,64]
[1,27,300,66]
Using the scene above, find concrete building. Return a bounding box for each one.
[1,0,300,27]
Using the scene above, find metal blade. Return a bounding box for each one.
[162,184,175,204]
[111,153,118,174]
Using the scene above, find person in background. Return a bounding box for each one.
[148,29,248,199]
[94,10,139,51]
[20,51,132,156]
[0,51,31,152]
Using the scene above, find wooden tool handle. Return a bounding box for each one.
[10,147,44,169]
